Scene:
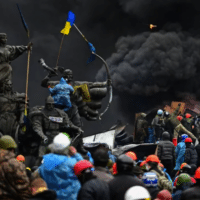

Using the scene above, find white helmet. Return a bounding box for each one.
[124,186,151,200]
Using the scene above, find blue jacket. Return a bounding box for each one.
[39,153,83,200]
[174,142,186,170]
[49,77,74,111]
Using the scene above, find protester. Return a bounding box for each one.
[124,186,151,200]
[145,155,173,192]
[172,173,192,200]
[142,172,160,199]
[181,113,193,133]
[159,163,173,185]
[30,177,57,200]
[180,167,200,200]
[195,137,200,167]
[152,109,165,141]
[109,154,144,200]
[157,131,175,176]
[92,147,114,182]
[34,132,83,200]
[155,189,172,200]
[74,160,110,200]
[174,134,188,172]
[184,137,198,166]
[0,147,32,199]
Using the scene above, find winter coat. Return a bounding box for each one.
[78,178,110,200]
[185,144,198,165]
[181,118,193,133]
[38,153,83,200]
[157,132,175,160]
[0,149,32,200]
[108,174,145,200]
[29,190,57,200]
[174,142,186,170]
[180,184,200,200]
[150,169,173,193]
[195,144,200,167]
[93,166,114,183]
[49,77,74,111]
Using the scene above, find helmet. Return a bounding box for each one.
[185,138,192,143]
[176,173,192,186]
[157,109,163,115]
[16,155,25,162]
[63,69,73,81]
[146,155,160,163]
[0,135,17,150]
[177,116,183,121]
[185,113,192,119]
[140,161,146,167]
[45,96,54,104]
[159,163,164,169]
[181,134,188,142]
[125,151,137,161]
[194,167,200,179]
[180,163,187,169]
[74,160,93,176]
[124,186,151,200]
[142,172,158,187]
[116,154,134,173]
[155,190,172,200]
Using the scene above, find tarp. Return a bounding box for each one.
[83,130,115,149]
[112,143,157,160]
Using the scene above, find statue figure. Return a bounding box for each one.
[0,33,29,88]
[0,79,26,138]
[29,96,84,162]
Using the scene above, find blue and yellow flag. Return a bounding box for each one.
[87,42,96,64]
[61,11,76,35]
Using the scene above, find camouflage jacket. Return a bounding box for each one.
[0,149,32,200]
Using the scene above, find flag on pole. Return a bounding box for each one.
[16,4,30,38]
[87,42,96,64]
[61,11,76,35]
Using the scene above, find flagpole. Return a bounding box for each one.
[55,34,65,69]
[73,24,88,43]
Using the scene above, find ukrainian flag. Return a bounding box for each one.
[61,11,76,35]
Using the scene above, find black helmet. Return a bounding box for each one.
[0,33,7,39]
[63,69,73,81]
[116,154,134,174]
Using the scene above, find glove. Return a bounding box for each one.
[43,136,48,145]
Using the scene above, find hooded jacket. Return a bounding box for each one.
[0,149,32,200]
[49,77,74,111]
[157,132,175,160]
[174,141,186,170]
[38,153,83,200]
[185,143,198,165]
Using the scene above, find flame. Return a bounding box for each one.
[150,24,157,29]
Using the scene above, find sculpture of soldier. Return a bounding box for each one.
[29,96,84,163]
[0,33,29,89]
[0,79,26,138]
[41,63,108,154]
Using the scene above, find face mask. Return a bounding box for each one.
[145,164,151,171]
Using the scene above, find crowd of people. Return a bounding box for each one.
[0,126,200,200]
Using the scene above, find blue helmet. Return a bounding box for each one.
[157,109,163,115]
[142,172,158,187]
[181,134,188,142]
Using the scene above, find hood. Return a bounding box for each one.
[42,153,67,171]
[162,131,170,141]
[0,149,15,163]
[59,77,67,85]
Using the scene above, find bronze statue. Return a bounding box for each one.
[0,79,26,138]
[29,96,83,161]
[0,33,29,88]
